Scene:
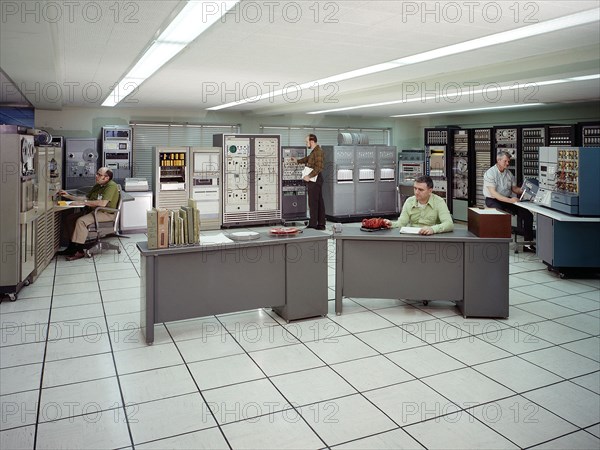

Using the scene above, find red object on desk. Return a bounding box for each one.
[269,227,300,236]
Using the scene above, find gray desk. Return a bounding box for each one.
[334,229,510,318]
[517,202,600,274]
[137,229,329,343]
[517,202,600,223]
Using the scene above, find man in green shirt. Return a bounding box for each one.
[57,167,120,260]
[385,175,454,235]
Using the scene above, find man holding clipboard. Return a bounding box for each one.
[291,134,326,230]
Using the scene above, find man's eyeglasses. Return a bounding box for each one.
[96,172,106,177]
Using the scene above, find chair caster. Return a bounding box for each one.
[422,300,429,306]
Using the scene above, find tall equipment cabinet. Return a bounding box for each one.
[376,146,398,215]
[520,125,545,182]
[473,128,493,208]
[493,126,520,185]
[34,141,63,279]
[281,146,308,224]
[102,126,132,188]
[424,127,454,212]
[322,145,398,221]
[189,147,222,230]
[451,129,472,221]
[153,147,189,210]
[0,126,38,300]
[213,134,282,228]
[322,145,355,220]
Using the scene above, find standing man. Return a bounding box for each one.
[484,151,535,251]
[291,134,326,230]
[384,175,453,235]
[57,167,120,260]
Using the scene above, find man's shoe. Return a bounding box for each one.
[66,251,86,261]
[57,244,76,256]
[316,226,326,230]
[523,244,536,253]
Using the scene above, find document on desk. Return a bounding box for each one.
[200,233,234,245]
[399,226,422,234]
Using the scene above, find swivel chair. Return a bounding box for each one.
[84,189,124,257]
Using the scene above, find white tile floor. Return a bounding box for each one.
[1,226,599,449]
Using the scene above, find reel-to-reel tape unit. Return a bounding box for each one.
[64,138,99,190]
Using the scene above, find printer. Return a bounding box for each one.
[124,178,149,192]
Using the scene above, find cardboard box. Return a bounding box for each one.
[468,207,511,238]
[157,208,169,248]
[146,209,158,249]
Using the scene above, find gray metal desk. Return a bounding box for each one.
[334,229,511,318]
[517,202,600,275]
[137,229,329,343]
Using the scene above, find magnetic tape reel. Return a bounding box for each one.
[83,149,99,162]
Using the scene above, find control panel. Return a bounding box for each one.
[426,129,448,145]
[255,137,279,211]
[282,146,307,222]
[452,130,469,200]
[356,148,376,182]
[224,136,251,213]
[538,147,558,191]
[474,128,492,207]
[549,146,600,216]
[494,127,518,180]
[102,126,132,187]
[581,124,600,147]
[548,125,575,146]
[214,134,282,226]
[556,148,579,194]
[377,148,396,182]
[64,138,98,190]
[334,147,354,183]
[521,127,545,180]
[190,147,221,230]
[398,149,425,183]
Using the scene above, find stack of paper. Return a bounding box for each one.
[400,227,422,234]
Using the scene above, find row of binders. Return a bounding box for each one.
[147,200,200,249]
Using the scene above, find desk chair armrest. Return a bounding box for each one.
[92,206,120,230]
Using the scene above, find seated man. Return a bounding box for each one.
[384,175,454,235]
[484,151,535,252]
[57,167,120,261]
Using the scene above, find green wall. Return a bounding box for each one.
[35,101,599,149]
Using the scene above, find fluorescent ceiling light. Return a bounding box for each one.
[207,7,599,111]
[391,103,544,118]
[103,1,239,107]
[307,74,600,115]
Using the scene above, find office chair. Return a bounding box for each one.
[398,183,414,209]
[84,188,123,257]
